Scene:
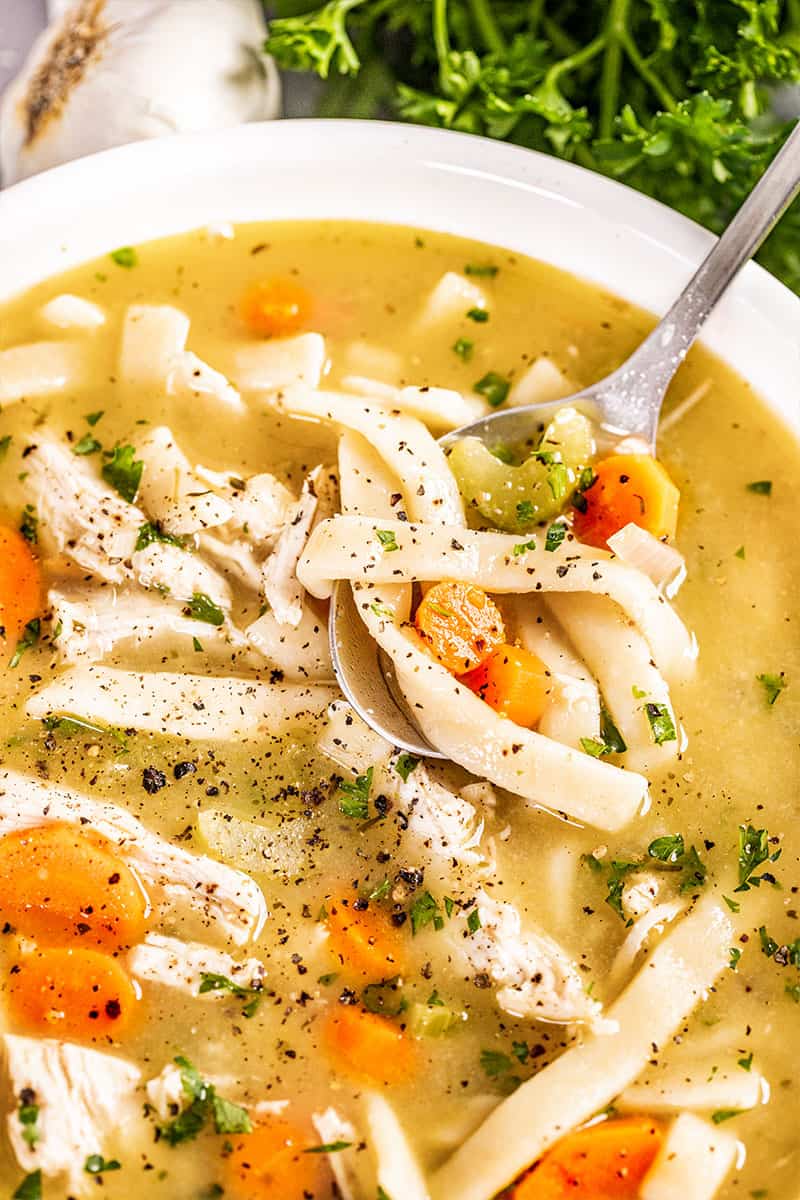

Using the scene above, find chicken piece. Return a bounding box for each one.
[3,1034,140,1196]
[262,467,328,626]
[378,759,487,869]
[0,770,267,946]
[457,890,602,1026]
[128,933,264,998]
[134,425,233,535]
[246,603,333,681]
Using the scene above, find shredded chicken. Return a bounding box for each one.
[0,770,267,946]
[128,933,265,997]
[3,1034,140,1195]
[458,891,602,1026]
[263,465,337,626]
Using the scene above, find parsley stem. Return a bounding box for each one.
[599,0,630,139]
[528,0,545,38]
[620,29,676,113]
[548,32,606,84]
[540,15,579,56]
[466,0,506,54]
[433,0,451,86]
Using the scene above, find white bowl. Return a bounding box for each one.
[0,119,798,431]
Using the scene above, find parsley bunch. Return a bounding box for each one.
[267,0,800,294]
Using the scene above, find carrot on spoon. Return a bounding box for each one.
[0,525,40,646]
[503,1115,664,1199]
[7,945,140,1041]
[460,644,550,728]
[572,454,679,549]
[414,581,505,674]
[0,822,149,951]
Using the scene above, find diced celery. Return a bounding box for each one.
[448,406,594,532]
[408,1001,466,1037]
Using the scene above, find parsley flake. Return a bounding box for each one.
[466,307,489,323]
[110,246,138,268]
[337,767,373,819]
[756,672,787,706]
[102,444,143,503]
[464,263,498,277]
[85,1155,121,1175]
[746,480,772,495]
[185,593,225,626]
[376,528,399,552]
[10,619,40,669]
[73,433,102,456]
[395,753,419,782]
[452,337,474,361]
[474,370,510,408]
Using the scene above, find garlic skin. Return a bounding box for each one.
[0,0,281,186]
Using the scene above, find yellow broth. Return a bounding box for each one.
[0,221,798,1198]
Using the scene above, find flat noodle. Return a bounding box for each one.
[546,593,682,773]
[364,1092,432,1200]
[26,665,334,741]
[279,388,465,524]
[431,896,733,1200]
[299,516,695,681]
[639,1113,738,1200]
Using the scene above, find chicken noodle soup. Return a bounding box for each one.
[0,221,797,1199]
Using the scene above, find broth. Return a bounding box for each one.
[0,221,798,1199]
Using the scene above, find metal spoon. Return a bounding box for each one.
[330,120,800,757]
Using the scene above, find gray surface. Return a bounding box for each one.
[0,0,46,95]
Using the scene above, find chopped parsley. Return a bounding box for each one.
[746,480,772,495]
[516,499,535,522]
[738,1051,753,1071]
[376,528,399,552]
[647,835,707,894]
[474,370,510,408]
[337,766,373,819]
[395,753,419,782]
[192,636,204,652]
[370,601,394,619]
[10,619,40,669]
[723,895,741,913]
[711,1109,741,1124]
[368,877,391,901]
[466,307,489,323]
[757,925,800,967]
[110,246,138,268]
[84,410,104,426]
[12,1171,41,1200]
[735,823,781,893]
[480,1049,513,1077]
[410,890,444,934]
[361,975,405,1016]
[85,1155,121,1175]
[135,521,189,553]
[512,539,537,556]
[102,444,143,503]
[452,337,474,361]
[466,907,482,934]
[729,947,742,970]
[305,1140,353,1154]
[0,434,12,461]
[545,521,567,552]
[377,1189,393,1200]
[198,973,263,1018]
[444,896,455,918]
[734,545,746,559]
[643,701,677,745]
[17,1097,39,1149]
[756,672,787,706]
[464,263,498,277]
[19,504,38,544]
[580,706,627,758]
[157,1056,251,1145]
[73,433,102,456]
[185,593,225,626]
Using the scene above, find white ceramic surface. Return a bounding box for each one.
[0,119,798,432]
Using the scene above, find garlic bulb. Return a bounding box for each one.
[0,0,281,186]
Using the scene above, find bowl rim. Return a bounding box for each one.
[0,117,798,428]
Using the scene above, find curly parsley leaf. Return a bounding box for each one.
[102,444,143,503]
[337,766,373,819]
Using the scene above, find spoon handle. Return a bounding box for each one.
[598,119,800,446]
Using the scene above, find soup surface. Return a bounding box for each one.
[0,221,798,1200]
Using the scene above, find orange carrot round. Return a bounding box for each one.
[504,1116,664,1199]
[415,582,505,674]
[0,822,150,951]
[460,644,550,728]
[0,526,40,646]
[323,1005,415,1086]
[572,454,679,550]
[240,278,313,337]
[325,893,406,981]
[224,1117,330,1200]
[7,946,139,1041]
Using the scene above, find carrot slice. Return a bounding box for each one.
[7,946,139,1041]
[415,582,506,674]
[323,1005,415,1086]
[504,1116,664,1199]
[572,454,679,549]
[224,1117,330,1200]
[325,893,406,981]
[0,526,40,646]
[241,278,313,337]
[460,644,550,728]
[0,822,149,950]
